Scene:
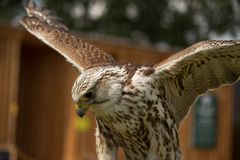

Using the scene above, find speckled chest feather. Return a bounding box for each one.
[96,66,181,160]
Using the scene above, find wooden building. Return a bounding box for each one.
[0,26,239,160]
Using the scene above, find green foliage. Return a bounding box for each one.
[0,0,22,23]
[1,0,239,47]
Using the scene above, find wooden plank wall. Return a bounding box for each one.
[179,87,233,160]
[0,28,21,159]
[0,27,236,160]
[16,42,76,160]
[233,82,240,160]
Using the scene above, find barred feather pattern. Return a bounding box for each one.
[20,1,240,160]
[72,65,181,160]
[20,0,116,72]
[24,0,68,30]
[154,40,240,122]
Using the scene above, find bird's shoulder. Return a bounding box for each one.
[120,64,155,83]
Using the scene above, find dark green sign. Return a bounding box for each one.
[192,94,218,148]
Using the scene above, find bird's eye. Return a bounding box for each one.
[84,91,94,99]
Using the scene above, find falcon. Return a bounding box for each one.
[20,1,240,160]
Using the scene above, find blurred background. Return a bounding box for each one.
[0,0,240,160]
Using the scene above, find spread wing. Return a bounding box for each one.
[20,1,116,72]
[153,40,240,123]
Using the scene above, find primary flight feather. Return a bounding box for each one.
[20,1,240,160]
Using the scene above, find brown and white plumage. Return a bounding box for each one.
[154,40,240,122]
[20,0,115,72]
[21,1,240,160]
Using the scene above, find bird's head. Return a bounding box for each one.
[72,66,125,117]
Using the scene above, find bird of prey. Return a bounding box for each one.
[20,1,240,160]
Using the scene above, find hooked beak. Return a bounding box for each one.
[75,98,108,117]
[75,97,92,118]
[76,105,88,118]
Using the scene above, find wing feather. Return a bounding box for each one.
[20,1,116,72]
[153,40,240,123]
